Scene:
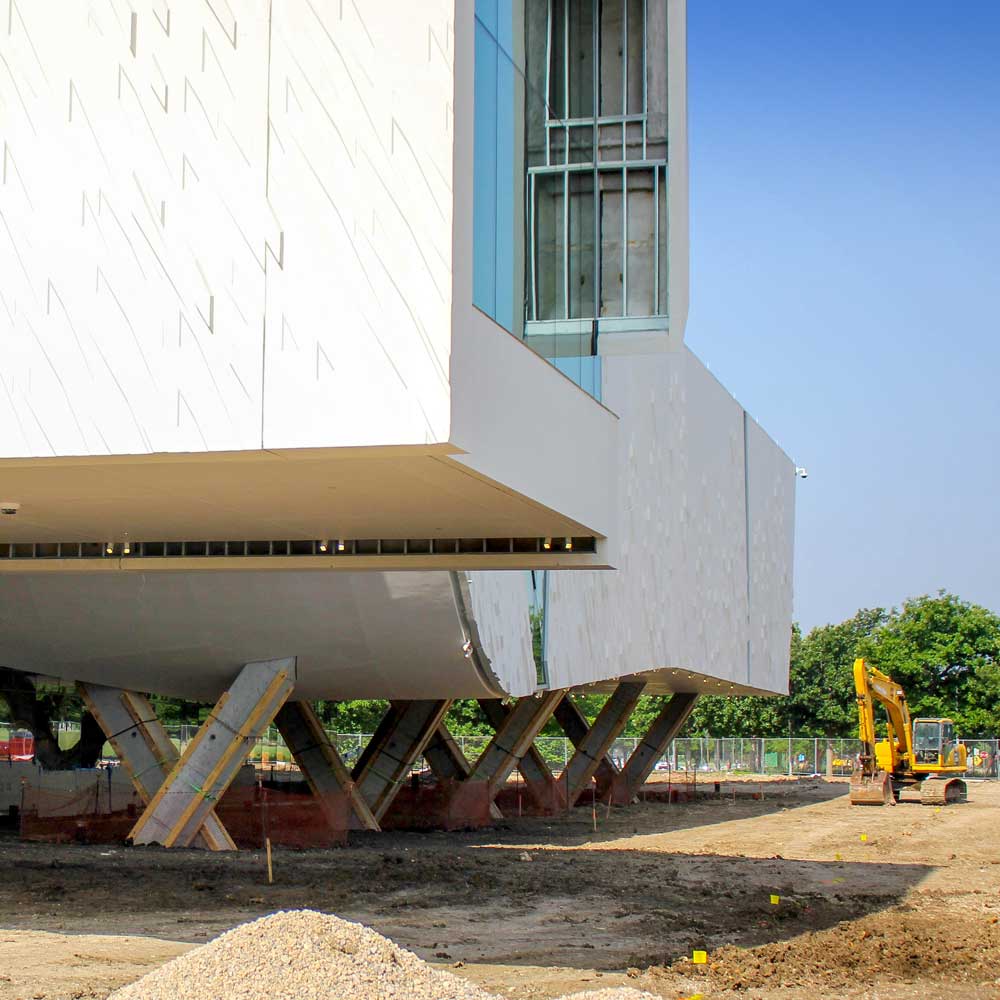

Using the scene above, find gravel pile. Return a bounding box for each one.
[109,910,501,1000]
[108,911,658,1000]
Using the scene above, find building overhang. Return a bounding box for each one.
[0,444,611,570]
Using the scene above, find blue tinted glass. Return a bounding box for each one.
[473,0,516,332]
[552,356,602,401]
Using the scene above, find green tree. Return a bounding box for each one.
[313,699,389,734]
[784,608,887,736]
[858,592,1000,735]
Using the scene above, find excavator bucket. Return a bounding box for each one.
[919,776,967,806]
[849,768,893,806]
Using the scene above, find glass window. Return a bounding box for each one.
[473,0,520,333]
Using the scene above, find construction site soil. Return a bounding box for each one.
[1,776,998,999]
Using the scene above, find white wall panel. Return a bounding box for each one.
[0,1,455,459]
[466,570,537,698]
[0,1,270,456]
[747,416,795,694]
[262,1,454,448]
[545,348,793,694]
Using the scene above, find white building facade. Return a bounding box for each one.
[0,0,793,706]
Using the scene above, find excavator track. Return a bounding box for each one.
[849,768,893,805]
[919,776,967,806]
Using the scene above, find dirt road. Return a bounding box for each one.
[1,777,998,999]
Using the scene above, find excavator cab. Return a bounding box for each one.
[912,719,966,770]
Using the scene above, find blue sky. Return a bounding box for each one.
[684,2,1000,632]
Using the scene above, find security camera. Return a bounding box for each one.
[0,502,20,516]
[795,468,808,480]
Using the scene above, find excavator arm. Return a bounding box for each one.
[853,658,913,774]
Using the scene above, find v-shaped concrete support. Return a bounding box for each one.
[554,695,621,790]
[467,691,565,796]
[129,658,295,848]
[273,700,379,832]
[602,692,699,804]
[558,682,646,806]
[478,697,563,813]
[78,683,236,851]
[351,699,452,823]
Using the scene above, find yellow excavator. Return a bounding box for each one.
[850,657,968,806]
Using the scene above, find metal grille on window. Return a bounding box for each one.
[525,0,668,347]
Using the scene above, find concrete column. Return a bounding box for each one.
[352,700,452,822]
[423,724,473,780]
[273,700,378,832]
[554,694,620,787]
[129,658,295,848]
[605,692,699,804]
[467,691,565,796]
[559,682,646,806]
[351,703,405,784]
[479,697,563,810]
[78,682,235,851]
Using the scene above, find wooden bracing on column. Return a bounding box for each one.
[79,682,236,851]
[129,658,295,848]
[273,700,379,832]
[558,681,646,806]
[467,691,564,795]
[351,699,452,823]
[605,692,699,803]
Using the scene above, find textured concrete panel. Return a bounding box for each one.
[545,347,793,695]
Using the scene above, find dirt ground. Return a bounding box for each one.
[1,776,998,1000]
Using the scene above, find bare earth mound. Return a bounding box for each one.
[108,910,652,1000]
[664,908,1000,992]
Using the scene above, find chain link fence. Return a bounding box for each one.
[5,723,997,780]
